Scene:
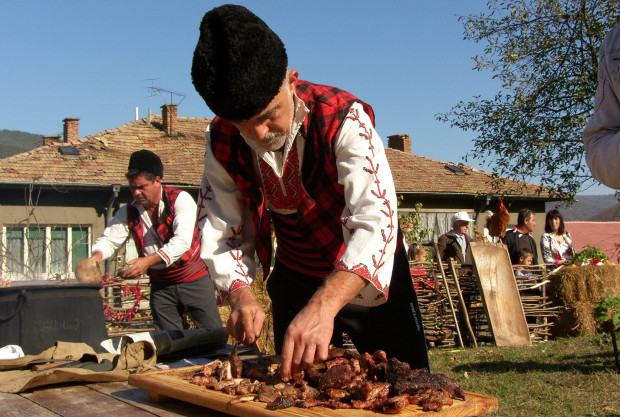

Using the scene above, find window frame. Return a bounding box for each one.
[1,225,92,280]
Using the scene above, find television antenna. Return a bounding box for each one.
[145,79,185,105]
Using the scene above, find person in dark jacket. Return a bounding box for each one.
[437,211,474,265]
[502,208,539,265]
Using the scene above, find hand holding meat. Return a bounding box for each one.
[227,287,266,346]
[280,297,335,381]
[280,271,366,381]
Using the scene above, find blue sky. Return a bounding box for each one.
[1,1,614,195]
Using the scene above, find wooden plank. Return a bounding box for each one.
[129,366,499,417]
[20,384,155,417]
[0,392,58,417]
[88,381,229,417]
[470,242,531,347]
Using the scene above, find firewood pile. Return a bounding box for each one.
[512,265,560,342]
[411,258,560,348]
[409,261,460,348]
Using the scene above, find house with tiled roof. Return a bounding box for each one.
[0,108,553,279]
[385,134,551,243]
[0,105,208,280]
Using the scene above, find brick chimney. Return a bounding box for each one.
[63,117,80,143]
[161,104,178,136]
[387,134,412,153]
[43,135,62,146]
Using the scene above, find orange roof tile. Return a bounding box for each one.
[386,148,549,197]
[0,115,549,197]
[0,115,209,187]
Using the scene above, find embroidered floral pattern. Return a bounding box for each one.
[337,107,396,292]
[258,146,301,210]
[334,259,389,298]
[221,224,251,301]
[197,184,213,224]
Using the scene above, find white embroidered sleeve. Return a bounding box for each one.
[198,125,256,304]
[333,102,398,306]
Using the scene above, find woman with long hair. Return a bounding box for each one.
[540,209,575,266]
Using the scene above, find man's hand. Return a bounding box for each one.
[123,253,163,278]
[279,271,367,381]
[227,287,266,345]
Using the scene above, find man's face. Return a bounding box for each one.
[453,220,470,236]
[524,213,536,233]
[231,70,298,152]
[129,175,161,210]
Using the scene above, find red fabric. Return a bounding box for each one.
[127,185,206,283]
[410,266,435,292]
[258,144,301,210]
[271,212,333,277]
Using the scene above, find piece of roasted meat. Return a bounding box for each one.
[185,345,465,413]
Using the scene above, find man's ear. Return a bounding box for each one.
[287,69,299,92]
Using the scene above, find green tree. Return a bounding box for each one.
[436,0,620,199]
[398,202,431,246]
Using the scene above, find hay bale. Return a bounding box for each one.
[548,264,620,336]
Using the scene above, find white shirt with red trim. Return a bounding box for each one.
[92,188,198,269]
[198,97,399,307]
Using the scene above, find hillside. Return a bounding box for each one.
[546,194,619,221]
[0,129,44,158]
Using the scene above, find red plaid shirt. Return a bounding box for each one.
[209,80,376,276]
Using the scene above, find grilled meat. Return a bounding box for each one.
[185,345,465,414]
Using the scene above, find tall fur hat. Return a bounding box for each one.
[191,4,288,121]
[127,149,164,179]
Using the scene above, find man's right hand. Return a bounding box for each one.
[226,286,266,346]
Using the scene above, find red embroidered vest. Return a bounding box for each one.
[209,81,376,277]
[126,185,206,283]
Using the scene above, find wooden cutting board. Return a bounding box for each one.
[129,366,498,417]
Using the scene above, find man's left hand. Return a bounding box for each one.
[123,253,162,278]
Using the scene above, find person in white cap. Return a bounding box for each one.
[437,211,475,264]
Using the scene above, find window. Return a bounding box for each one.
[1,226,92,280]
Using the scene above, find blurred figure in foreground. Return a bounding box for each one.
[583,22,620,189]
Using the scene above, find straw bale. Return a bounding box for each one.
[548,264,620,336]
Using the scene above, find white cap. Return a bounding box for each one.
[451,211,475,225]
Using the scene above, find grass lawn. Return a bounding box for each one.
[428,335,620,416]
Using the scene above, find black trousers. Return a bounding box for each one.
[150,275,221,331]
[266,248,429,370]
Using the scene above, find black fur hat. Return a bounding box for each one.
[191,4,288,121]
[127,149,164,179]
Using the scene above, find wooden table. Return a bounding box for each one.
[0,381,229,417]
[0,378,498,417]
